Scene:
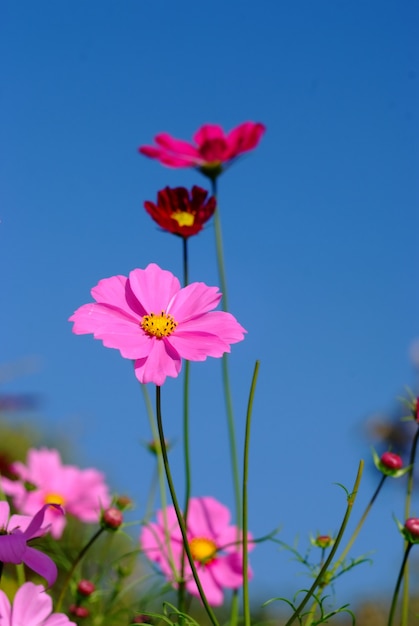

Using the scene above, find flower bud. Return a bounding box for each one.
[77,580,95,596]
[380,452,403,471]
[147,438,171,456]
[114,495,133,511]
[69,605,90,618]
[314,535,334,549]
[404,518,419,541]
[101,507,123,530]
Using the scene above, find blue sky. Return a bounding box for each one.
[1,0,418,611]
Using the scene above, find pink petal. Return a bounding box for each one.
[128,264,181,314]
[0,589,12,625]
[91,274,146,318]
[193,125,226,146]
[45,615,76,626]
[11,582,53,626]
[225,122,266,158]
[70,303,151,359]
[177,311,246,343]
[139,146,196,167]
[23,504,52,540]
[168,283,222,321]
[167,333,231,361]
[185,565,224,606]
[187,497,231,538]
[0,501,11,529]
[134,339,181,385]
[211,553,249,589]
[0,532,26,564]
[23,546,58,587]
[155,133,200,158]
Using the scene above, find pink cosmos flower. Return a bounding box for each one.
[1,448,111,539]
[139,122,265,176]
[0,582,76,626]
[140,496,253,606]
[0,502,59,587]
[69,263,246,386]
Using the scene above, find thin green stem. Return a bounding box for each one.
[331,474,386,576]
[155,386,220,626]
[284,460,364,626]
[140,382,178,581]
[180,236,191,613]
[210,177,242,528]
[56,527,104,611]
[388,543,413,626]
[401,425,419,626]
[242,361,260,626]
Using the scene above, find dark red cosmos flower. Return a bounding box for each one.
[139,122,265,177]
[144,186,216,238]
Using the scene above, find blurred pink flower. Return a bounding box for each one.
[1,448,111,539]
[140,496,253,606]
[139,122,265,176]
[0,502,59,587]
[0,582,75,626]
[69,263,246,386]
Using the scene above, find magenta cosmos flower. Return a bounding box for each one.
[139,122,265,176]
[0,582,75,626]
[69,263,246,386]
[140,496,253,606]
[1,448,111,539]
[0,502,59,587]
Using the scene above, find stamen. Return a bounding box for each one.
[141,311,177,338]
[189,537,217,564]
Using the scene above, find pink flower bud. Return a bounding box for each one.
[69,605,90,618]
[380,452,403,470]
[405,518,419,539]
[102,507,123,529]
[77,580,95,596]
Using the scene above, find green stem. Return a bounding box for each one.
[401,425,419,626]
[330,473,387,576]
[140,382,178,581]
[179,236,191,613]
[242,361,260,626]
[210,177,242,528]
[56,527,104,611]
[155,386,220,626]
[388,543,413,626]
[284,460,364,626]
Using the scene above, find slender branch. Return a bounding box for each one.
[155,386,220,626]
[242,361,260,626]
[284,460,364,626]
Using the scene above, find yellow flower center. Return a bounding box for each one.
[44,493,65,506]
[171,211,195,227]
[189,537,217,564]
[141,311,177,338]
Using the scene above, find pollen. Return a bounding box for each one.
[45,493,65,506]
[171,211,195,227]
[189,537,217,564]
[141,311,178,338]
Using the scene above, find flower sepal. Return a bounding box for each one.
[397,517,419,544]
[372,448,409,478]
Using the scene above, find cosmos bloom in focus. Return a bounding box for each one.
[0,582,76,626]
[69,263,245,386]
[140,496,253,606]
[1,448,111,539]
[0,502,60,587]
[144,186,216,238]
[139,122,265,177]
